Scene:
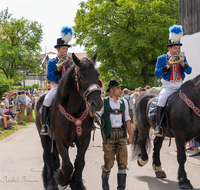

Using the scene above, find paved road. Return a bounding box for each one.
[0,123,200,190]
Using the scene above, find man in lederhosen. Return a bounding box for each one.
[97,80,133,190]
[40,27,73,135]
[154,25,192,137]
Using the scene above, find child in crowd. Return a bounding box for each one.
[0,103,12,130]
[4,105,18,128]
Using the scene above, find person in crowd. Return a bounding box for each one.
[4,105,18,128]
[3,93,9,109]
[0,103,12,130]
[97,80,132,190]
[123,88,134,128]
[40,27,73,135]
[145,85,151,91]
[139,88,146,95]
[10,96,16,112]
[1,97,6,104]
[18,90,26,124]
[154,25,192,137]
[26,92,32,122]
[129,90,135,127]
[188,140,200,157]
[132,92,139,128]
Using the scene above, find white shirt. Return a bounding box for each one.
[97,96,131,128]
[26,96,31,106]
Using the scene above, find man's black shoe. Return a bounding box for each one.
[4,127,11,130]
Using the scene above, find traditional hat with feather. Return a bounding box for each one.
[54,26,73,48]
[167,25,183,47]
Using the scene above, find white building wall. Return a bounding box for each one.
[181,32,200,81]
[25,79,46,88]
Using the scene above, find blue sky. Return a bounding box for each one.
[1,0,86,54]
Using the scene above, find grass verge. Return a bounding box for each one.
[0,110,35,141]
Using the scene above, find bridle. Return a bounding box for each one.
[74,66,102,103]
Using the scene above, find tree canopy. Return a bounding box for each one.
[74,0,179,89]
[0,8,43,83]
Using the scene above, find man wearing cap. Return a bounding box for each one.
[154,25,192,137]
[97,79,132,190]
[40,27,73,135]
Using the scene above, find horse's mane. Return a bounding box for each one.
[55,58,98,105]
[55,64,76,104]
[179,74,200,99]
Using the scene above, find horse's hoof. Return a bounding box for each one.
[137,156,148,167]
[137,159,144,167]
[179,183,193,189]
[155,171,167,178]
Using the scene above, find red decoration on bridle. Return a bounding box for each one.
[59,104,89,136]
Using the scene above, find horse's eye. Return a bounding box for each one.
[79,75,84,80]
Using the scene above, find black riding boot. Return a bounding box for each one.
[154,106,163,137]
[40,106,50,135]
[117,173,127,190]
[102,170,110,190]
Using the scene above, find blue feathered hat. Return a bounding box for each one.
[54,26,73,48]
[167,25,183,47]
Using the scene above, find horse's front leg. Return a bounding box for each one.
[176,139,193,189]
[70,134,91,190]
[152,136,167,178]
[54,140,73,188]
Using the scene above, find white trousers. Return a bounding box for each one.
[43,85,58,107]
[157,79,183,107]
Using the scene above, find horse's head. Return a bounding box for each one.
[72,52,103,112]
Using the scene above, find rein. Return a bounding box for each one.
[179,90,200,117]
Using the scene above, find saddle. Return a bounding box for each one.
[148,96,172,146]
[148,96,170,119]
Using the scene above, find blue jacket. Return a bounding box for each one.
[47,57,70,84]
[155,54,192,81]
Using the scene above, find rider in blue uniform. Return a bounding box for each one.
[40,27,73,135]
[154,25,192,137]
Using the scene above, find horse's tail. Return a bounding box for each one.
[131,127,151,161]
[131,127,140,160]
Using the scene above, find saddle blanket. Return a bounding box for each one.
[148,96,170,119]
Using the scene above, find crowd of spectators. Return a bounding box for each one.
[0,89,41,134]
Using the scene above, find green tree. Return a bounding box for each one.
[0,74,13,98]
[0,8,43,83]
[32,83,39,89]
[74,0,179,89]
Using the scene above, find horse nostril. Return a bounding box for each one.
[90,101,97,109]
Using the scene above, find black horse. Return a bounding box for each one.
[35,52,103,190]
[131,75,200,189]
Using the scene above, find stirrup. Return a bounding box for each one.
[40,124,48,135]
[154,126,162,137]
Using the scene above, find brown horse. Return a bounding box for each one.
[131,75,200,189]
[35,52,103,190]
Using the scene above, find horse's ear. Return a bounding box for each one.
[90,51,98,64]
[72,53,81,67]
